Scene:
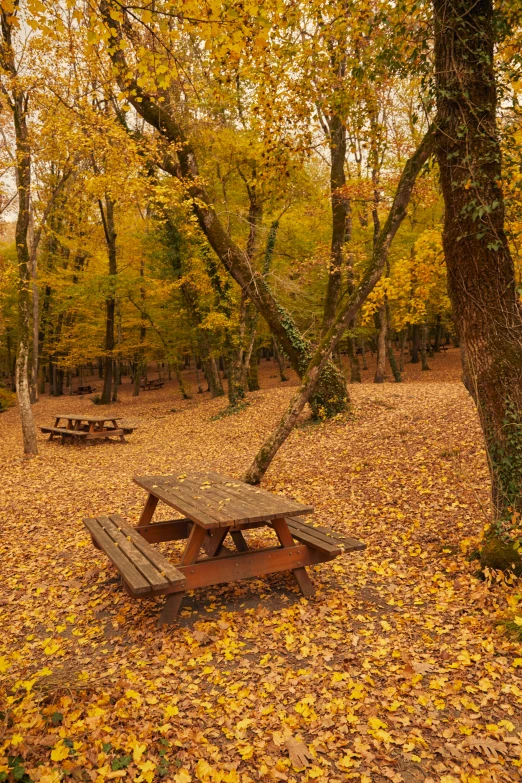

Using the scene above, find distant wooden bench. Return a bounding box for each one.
[41,426,88,439]
[141,379,164,390]
[84,514,186,597]
[72,385,96,395]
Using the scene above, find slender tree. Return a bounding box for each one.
[0,7,38,455]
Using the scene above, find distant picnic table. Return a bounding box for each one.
[84,471,365,625]
[41,414,130,443]
[72,385,96,395]
[140,378,164,390]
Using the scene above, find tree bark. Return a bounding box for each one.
[322,112,348,333]
[410,324,420,363]
[347,337,361,383]
[99,196,117,405]
[434,0,522,570]
[420,323,430,371]
[374,305,386,383]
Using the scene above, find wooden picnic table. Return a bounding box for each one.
[72,385,97,395]
[140,378,164,390]
[84,471,365,625]
[41,413,128,443]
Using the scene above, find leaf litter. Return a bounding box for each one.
[0,351,521,783]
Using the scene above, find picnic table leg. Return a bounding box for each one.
[203,527,229,557]
[137,494,159,527]
[113,419,126,443]
[50,417,60,441]
[158,524,207,626]
[230,530,249,552]
[272,517,316,598]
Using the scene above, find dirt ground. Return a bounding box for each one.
[0,347,521,783]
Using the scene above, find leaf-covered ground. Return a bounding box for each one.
[1,349,521,783]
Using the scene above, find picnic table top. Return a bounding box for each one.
[134,471,313,529]
[54,414,122,422]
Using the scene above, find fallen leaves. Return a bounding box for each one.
[0,356,521,782]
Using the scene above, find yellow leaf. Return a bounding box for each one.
[368,717,387,730]
[51,741,70,761]
[132,742,147,763]
[44,639,61,656]
[174,771,192,783]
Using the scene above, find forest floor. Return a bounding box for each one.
[1,348,521,783]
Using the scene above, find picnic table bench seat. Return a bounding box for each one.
[286,516,366,555]
[84,514,185,597]
[41,426,88,438]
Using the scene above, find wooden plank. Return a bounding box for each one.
[230,530,249,552]
[136,518,191,544]
[156,476,239,525]
[272,517,316,598]
[158,521,207,626]
[179,475,273,524]
[204,471,314,517]
[83,518,151,595]
[289,516,360,543]
[285,519,341,555]
[137,494,158,527]
[134,473,312,527]
[176,544,327,591]
[41,427,87,436]
[286,517,366,553]
[97,516,169,590]
[178,475,263,517]
[108,515,185,586]
[53,414,122,423]
[85,429,125,440]
[202,527,230,557]
[134,476,231,528]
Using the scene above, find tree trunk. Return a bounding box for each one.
[322,112,348,333]
[420,323,430,371]
[361,339,368,370]
[374,305,386,383]
[434,0,522,571]
[347,336,361,383]
[273,339,288,382]
[6,49,38,454]
[410,324,420,363]
[433,314,442,352]
[99,196,117,405]
[248,346,260,391]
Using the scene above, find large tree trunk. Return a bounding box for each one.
[434,0,522,571]
[99,196,117,405]
[100,2,348,419]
